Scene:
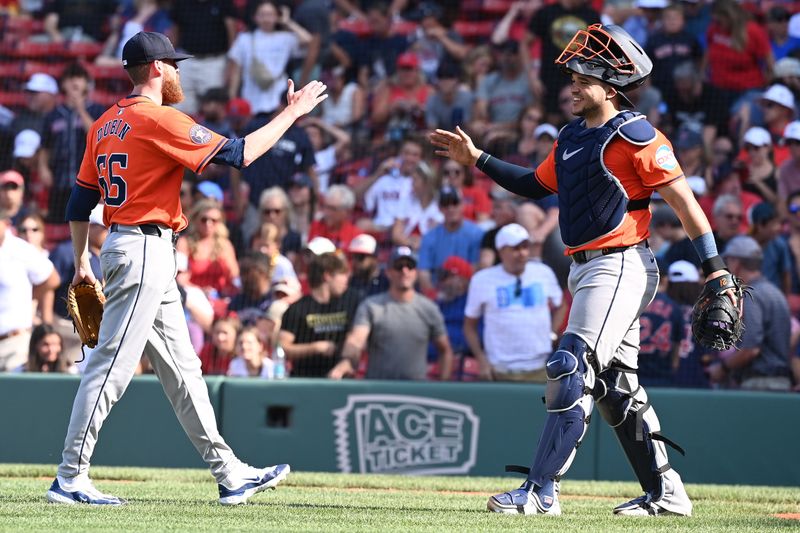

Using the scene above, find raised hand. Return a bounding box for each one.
[286,79,328,118]
[430,126,482,167]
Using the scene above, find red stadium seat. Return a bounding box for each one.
[483,0,514,14]
[0,91,27,108]
[453,20,495,40]
[8,40,64,60]
[23,60,65,79]
[64,42,104,60]
[44,223,72,246]
[338,18,371,37]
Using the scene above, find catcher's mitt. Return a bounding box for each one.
[66,281,106,349]
[691,273,748,350]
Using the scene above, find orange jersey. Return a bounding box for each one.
[76,96,228,232]
[534,129,684,254]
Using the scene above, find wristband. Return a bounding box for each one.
[691,231,719,262]
[701,255,727,277]
[476,152,491,171]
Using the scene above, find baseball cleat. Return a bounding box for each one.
[487,488,561,516]
[46,475,126,505]
[613,495,690,517]
[218,464,290,505]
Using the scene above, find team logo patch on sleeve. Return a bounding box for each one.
[655,144,678,170]
[189,124,213,145]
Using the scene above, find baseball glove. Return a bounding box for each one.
[66,281,106,349]
[691,273,748,350]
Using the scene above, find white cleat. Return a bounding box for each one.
[218,464,291,506]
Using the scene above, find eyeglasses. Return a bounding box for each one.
[200,216,220,224]
[19,226,40,233]
[351,253,371,261]
[514,277,522,298]
[393,261,416,271]
[261,208,283,215]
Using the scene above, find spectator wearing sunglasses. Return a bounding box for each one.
[463,224,564,382]
[347,234,388,298]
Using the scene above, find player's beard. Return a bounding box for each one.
[161,72,184,106]
[574,98,601,119]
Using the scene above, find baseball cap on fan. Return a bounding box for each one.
[784,121,800,142]
[495,223,531,249]
[667,260,700,283]
[760,84,796,112]
[122,31,192,68]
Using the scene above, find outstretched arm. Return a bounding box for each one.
[430,126,553,199]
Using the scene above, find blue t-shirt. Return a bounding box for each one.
[638,292,684,387]
[418,220,483,273]
[772,37,800,61]
[762,236,792,291]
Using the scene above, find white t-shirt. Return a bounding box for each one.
[0,230,55,335]
[465,261,562,371]
[314,145,337,194]
[227,356,275,378]
[398,196,443,237]
[364,172,413,228]
[322,82,359,127]
[228,30,301,114]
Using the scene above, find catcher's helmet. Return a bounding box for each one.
[555,24,652,104]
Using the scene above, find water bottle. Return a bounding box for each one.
[273,343,287,380]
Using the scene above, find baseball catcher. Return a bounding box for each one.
[432,22,745,518]
[66,280,105,357]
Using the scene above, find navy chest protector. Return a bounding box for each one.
[555,111,656,248]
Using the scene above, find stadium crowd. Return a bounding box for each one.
[2,0,800,391]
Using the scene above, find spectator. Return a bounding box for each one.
[0,208,59,372]
[674,125,709,185]
[40,62,105,222]
[783,191,800,301]
[524,0,600,121]
[16,212,47,257]
[637,261,688,387]
[346,233,389,297]
[464,223,563,382]
[765,6,800,61]
[417,186,484,294]
[279,252,360,377]
[357,2,411,84]
[95,0,175,66]
[471,40,534,138]
[705,0,773,122]
[320,64,366,131]
[250,222,299,286]
[624,0,666,48]
[750,202,791,294]
[309,184,360,250]
[391,161,442,250]
[247,187,303,261]
[334,246,453,380]
[23,324,76,374]
[176,199,239,298]
[504,105,544,165]
[773,57,800,105]
[0,171,28,229]
[286,173,314,244]
[12,129,42,200]
[227,326,275,378]
[739,126,777,204]
[42,0,117,43]
[425,61,473,132]
[777,121,800,218]
[645,4,702,97]
[303,116,351,193]
[227,251,273,326]
[171,0,238,114]
[371,52,434,140]
[409,1,469,81]
[226,97,253,136]
[435,255,474,373]
[479,186,519,268]
[682,0,712,49]
[463,45,493,93]
[662,61,726,145]
[228,1,312,116]
[750,84,795,164]
[198,88,235,138]
[174,251,216,352]
[708,236,792,391]
[650,205,685,261]
[698,166,760,234]
[287,0,333,86]
[440,160,491,224]
[356,138,422,232]
[200,316,241,375]
[663,260,708,389]
[11,73,58,136]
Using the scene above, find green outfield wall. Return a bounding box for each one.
[1,374,797,486]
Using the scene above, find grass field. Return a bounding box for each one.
[1,464,798,532]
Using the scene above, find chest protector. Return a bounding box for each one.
[555,111,656,248]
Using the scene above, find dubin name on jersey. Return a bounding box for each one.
[95,118,132,143]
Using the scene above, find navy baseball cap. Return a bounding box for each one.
[122,32,192,68]
[390,246,418,267]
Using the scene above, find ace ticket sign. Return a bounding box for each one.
[333,395,479,475]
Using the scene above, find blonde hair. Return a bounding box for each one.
[254,222,281,268]
[187,199,229,260]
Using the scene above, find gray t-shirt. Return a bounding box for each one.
[355,292,446,380]
[476,71,532,123]
[739,277,791,379]
[425,88,474,130]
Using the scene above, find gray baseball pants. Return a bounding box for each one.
[57,225,238,483]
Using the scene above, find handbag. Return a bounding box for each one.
[249,32,275,90]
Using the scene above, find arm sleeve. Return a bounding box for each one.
[476,152,555,199]
[65,184,102,222]
[153,110,228,173]
[210,138,245,168]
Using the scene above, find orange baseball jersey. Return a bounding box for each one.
[75,95,228,232]
[534,129,684,254]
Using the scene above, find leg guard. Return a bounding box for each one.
[595,366,692,516]
[526,334,595,494]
